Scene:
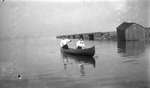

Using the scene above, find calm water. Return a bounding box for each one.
[0,37,149,88]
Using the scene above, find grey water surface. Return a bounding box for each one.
[0,38,149,88]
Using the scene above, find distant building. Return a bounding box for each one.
[117,22,145,41]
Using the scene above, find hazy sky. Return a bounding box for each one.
[0,0,149,37]
[5,0,131,2]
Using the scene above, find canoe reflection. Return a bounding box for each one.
[61,53,95,67]
[61,53,96,76]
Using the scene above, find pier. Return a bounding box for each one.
[56,22,150,41]
[56,31,117,41]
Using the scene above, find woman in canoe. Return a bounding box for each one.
[76,38,85,49]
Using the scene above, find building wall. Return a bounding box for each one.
[125,24,145,41]
[117,28,126,41]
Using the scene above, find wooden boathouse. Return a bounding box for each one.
[117,22,145,41]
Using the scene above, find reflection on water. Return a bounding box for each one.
[61,52,95,76]
[117,41,145,57]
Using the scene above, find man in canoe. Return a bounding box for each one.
[76,38,85,49]
[60,38,71,49]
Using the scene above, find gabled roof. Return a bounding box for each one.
[117,22,135,30]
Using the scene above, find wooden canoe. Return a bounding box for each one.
[61,46,95,57]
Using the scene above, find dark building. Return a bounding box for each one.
[117,22,145,41]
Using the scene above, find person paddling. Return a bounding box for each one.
[60,38,71,49]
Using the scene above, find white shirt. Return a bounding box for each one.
[60,39,71,47]
[76,40,85,48]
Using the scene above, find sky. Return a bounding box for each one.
[0,0,149,37]
[3,0,129,2]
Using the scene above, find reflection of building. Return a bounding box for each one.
[117,41,126,54]
[117,22,145,41]
[117,41,145,57]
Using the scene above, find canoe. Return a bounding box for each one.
[61,46,95,57]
